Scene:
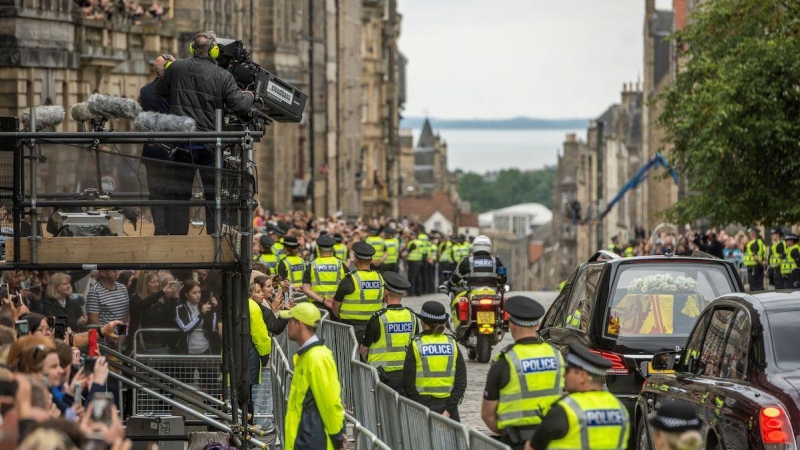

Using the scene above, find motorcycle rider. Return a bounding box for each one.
[443,235,507,330]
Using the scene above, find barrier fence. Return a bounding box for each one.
[271,318,510,450]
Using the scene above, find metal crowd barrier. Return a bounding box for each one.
[469,430,511,450]
[347,413,392,450]
[318,321,359,411]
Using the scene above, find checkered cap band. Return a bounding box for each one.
[508,315,540,327]
[567,353,608,377]
[355,253,372,260]
[652,416,701,430]
[418,309,447,322]
[385,285,406,295]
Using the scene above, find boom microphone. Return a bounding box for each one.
[70,102,102,122]
[87,94,142,120]
[20,105,65,130]
[134,111,197,133]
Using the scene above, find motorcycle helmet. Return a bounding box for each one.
[473,235,492,254]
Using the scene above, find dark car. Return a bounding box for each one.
[636,291,800,450]
[539,251,743,419]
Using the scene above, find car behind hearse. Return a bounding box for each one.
[635,291,800,450]
[538,251,744,425]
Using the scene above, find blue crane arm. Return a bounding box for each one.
[598,152,678,221]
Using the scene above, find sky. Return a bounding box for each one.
[399,0,674,120]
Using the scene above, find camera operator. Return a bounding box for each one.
[154,31,254,236]
[140,53,175,236]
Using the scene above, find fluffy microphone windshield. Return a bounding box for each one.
[70,102,101,122]
[87,93,142,120]
[134,111,197,133]
[20,105,65,130]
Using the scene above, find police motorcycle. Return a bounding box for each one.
[440,269,509,363]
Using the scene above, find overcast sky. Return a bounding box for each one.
[399,0,673,120]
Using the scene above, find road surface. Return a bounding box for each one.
[402,290,558,434]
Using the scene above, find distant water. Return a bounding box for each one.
[411,128,584,173]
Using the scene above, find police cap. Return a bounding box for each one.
[368,225,380,234]
[383,271,411,295]
[786,233,798,242]
[317,235,335,248]
[259,235,274,247]
[748,226,759,234]
[353,241,375,260]
[648,401,701,433]
[283,236,300,248]
[334,233,344,243]
[418,301,447,324]
[267,224,285,237]
[505,296,545,327]
[566,342,612,377]
[771,228,784,236]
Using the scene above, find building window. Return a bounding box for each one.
[434,221,442,231]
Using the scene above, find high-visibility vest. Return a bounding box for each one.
[495,342,565,429]
[339,270,384,321]
[383,238,400,264]
[438,241,454,263]
[406,240,423,262]
[770,241,785,268]
[412,334,458,398]
[256,253,280,274]
[744,238,766,267]
[781,244,800,275]
[624,246,634,258]
[367,307,416,372]
[566,310,581,328]
[418,233,430,257]
[547,391,629,450]
[365,236,385,260]
[333,243,348,261]
[272,240,285,259]
[609,242,621,255]
[281,255,305,287]
[468,255,500,280]
[429,243,438,262]
[451,243,464,263]
[310,256,345,298]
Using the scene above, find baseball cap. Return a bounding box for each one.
[279,302,322,327]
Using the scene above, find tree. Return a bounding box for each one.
[658,0,800,226]
[456,168,555,213]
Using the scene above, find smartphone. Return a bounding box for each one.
[70,293,80,301]
[0,286,7,300]
[115,323,128,337]
[170,280,182,290]
[83,357,96,373]
[14,320,29,336]
[0,380,17,397]
[54,322,67,340]
[73,380,82,404]
[90,392,115,426]
[46,316,56,330]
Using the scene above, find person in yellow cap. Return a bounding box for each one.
[280,302,346,450]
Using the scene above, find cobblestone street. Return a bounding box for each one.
[403,291,558,434]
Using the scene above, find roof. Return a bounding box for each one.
[417,118,436,149]
[674,0,688,31]
[744,291,800,312]
[458,212,478,228]
[529,241,544,264]
[489,203,553,226]
[399,190,456,224]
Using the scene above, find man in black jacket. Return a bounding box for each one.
[140,53,174,235]
[154,31,254,235]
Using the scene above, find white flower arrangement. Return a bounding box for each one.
[626,274,698,294]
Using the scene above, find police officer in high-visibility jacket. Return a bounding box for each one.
[333,241,385,339]
[266,224,286,259]
[768,228,786,289]
[359,271,418,394]
[405,231,425,297]
[481,296,565,449]
[745,226,767,291]
[365,226,386,271]
[525,342,629,450]
[781,234,800,289]
[255,235,280,274]
[333,232,349,262]
[277,236,306,289]
[403,301,467,421]
[303,234,347,314]
[381,228,401,273]
[281,302,347,450]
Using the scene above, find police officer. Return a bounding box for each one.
[438,234,456,282]
[402,301,467,421]
[481,296,565,449]
[768,228,786,289]
[405,231,425,297]
[303,234,346,312]
[609,235,622,255]
[381,228,401,273]
[624,239,635,258]
[365,226,386,271]
[333,232,348,262]
[359,271,418,393]
[417,226,432,294]
[745,226,767,291]
[781,233,800,288]
[525,342,630,450]
[333,241,385,338]
[267,224,286,259]
[648,401,703,450]
[277,236,305,288]
[255,235,280,274]
[447,235,507,328]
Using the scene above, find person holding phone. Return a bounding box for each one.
[128,271,178,351]
[42,273,87,332]
[174,280,219,355]
[139,278,181,354]
[20,313,52,339]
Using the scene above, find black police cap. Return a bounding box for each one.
[317,235,335,248]
[649,401,701,433]
[771,228,784,235]
[383,271,411,294]
[267,224,285,237]
[505,296,545,327]
[353,241,375,259]
[259,235,274,247]
[418,301,447,324]
[786,233,798,241]
[333,233,344,243]
[566,342,612,376]
[368,225,380,234]
[283,236,300,248]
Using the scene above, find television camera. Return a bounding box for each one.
[215,38,308,129]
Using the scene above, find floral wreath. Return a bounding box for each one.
[626,273,698,294]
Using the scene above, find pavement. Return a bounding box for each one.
[402,290,558,434]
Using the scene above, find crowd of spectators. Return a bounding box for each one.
[75,0,166,26]
[619,226,754,268]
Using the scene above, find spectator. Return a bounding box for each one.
[128,270,177,348]
[42,273,87,333]
[138,277,180,354]
[86,270,129,343]
[174,280,219,355]
[21,314,51,339]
